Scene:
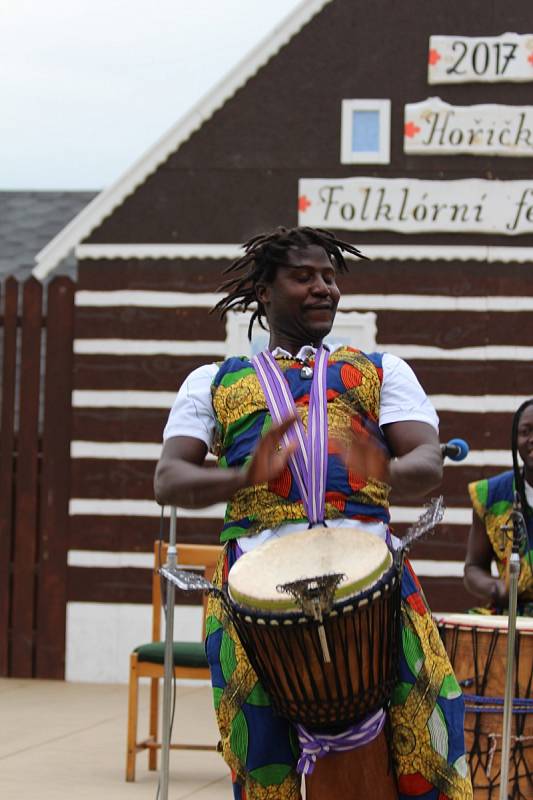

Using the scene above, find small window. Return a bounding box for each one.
[341,99,391,164]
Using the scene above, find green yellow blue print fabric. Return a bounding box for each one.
[210,348,390,542]
[468,470,533,604]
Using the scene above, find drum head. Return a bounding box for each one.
[434,612,533,632]
[228,526,392,612]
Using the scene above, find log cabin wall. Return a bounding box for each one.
[59,0,533,680]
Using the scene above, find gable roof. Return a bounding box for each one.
[0,191,97,281]
[33,0,331,279]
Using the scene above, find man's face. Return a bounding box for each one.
[256,244,341,345]
[517,404,533,472]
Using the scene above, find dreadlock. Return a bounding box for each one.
[511,398,533,514]
[210,226,368,340]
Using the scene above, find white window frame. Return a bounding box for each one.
[225,310,377,357]
[340,99,391,164]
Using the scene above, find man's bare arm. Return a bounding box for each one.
[464,511,507,605]
[384,420,443,500]
[154,418,297,508]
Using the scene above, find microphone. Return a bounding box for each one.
[441,438,469,462]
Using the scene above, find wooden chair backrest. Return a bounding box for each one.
[151,540,222,643]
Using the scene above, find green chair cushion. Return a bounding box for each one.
[135,641,208,668]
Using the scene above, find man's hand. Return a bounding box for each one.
[490,578,508,607]
[245,417,298,486]
[333,432,391,484]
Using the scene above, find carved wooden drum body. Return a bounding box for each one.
[227,526,402,731]
[436,613,533,799]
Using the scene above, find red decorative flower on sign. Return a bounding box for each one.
[298,195,311,212]
[428,48,441,66]
[528,52,533,66]
[404,121,421,138]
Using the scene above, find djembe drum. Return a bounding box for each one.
[436,613,533,799]
[227,526,402,798]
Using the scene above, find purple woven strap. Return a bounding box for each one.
[465,694,533,714]
[252,347,329,524]
[295,708,386,775]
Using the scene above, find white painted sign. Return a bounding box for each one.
[297,177,533,235]
[428,33,533,84]
[404,98,533,157]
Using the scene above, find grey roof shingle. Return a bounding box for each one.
[0,190,98,282]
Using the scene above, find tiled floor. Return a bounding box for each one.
[0,678,232,800]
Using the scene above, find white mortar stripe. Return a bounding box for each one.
[409,560,466,578]
[68,498,470,524]
[65,551,468,576]
[74,243,533,263]
[69,440,513,467]
[68,551,154,568]
[71,441,163,459]
[76,290,222,307]
[69,499,226,517]
[338,295,533,311]
[73,339,533,361]
[74,339,227,356]
[72,390,177,408]
[381,345,533,361]
[444,451,512,467]
[75,290,533,311]
[410,560,500,579]
[430,395,532,412]
[69,440,514,469]
[391,506,471,525]
[76,243,243,260]
[71,390,531,413]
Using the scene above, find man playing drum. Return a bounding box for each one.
[155,226,472,799]
[465,398,533,614]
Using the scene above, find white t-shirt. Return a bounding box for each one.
[163,346,439,447]
[162,346,438,552]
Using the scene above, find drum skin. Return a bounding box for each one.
[436,614,533,799]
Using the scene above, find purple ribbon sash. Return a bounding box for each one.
[252,348,387,767]
[295,708,386,775]
[252,347,329,525]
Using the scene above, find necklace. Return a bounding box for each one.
[274,353,314,380]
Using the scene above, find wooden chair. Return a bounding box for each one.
[125,540,222,781]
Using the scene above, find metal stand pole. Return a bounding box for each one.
[499,498,525,800]
[499,552,519,800]
[160,506,177,800]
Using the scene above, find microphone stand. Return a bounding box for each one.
[499,492,525,800]
[159,506,178,800]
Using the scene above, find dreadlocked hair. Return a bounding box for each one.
[210,226,368,340]
[511,398,533,514]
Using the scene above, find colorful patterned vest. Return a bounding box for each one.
[468,470,533,601]
[211,346,390,542]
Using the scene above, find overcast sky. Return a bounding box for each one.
[1,0,303,190]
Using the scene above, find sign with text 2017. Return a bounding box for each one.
[404,98,533,157]
[297,178,533,235]
[428,33,533,84]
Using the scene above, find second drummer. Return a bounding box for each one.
[154,226,473,800]
[464,398,533,614]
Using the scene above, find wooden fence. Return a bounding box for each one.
[0,276,75,678]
